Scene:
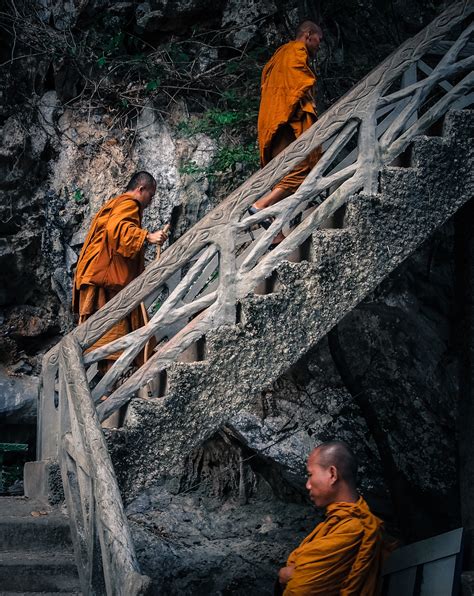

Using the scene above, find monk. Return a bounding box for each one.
[250,21,323,244]
[72,172,168,423]
[277,441,385,595]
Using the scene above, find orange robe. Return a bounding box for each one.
[258,41,321,192]
[284,497,384,596]
[72,192,148,364]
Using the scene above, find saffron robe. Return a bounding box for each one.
[283,497,384,596]
[72,193,148,363]
[258,41,321,191]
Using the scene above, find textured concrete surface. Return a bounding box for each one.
[0,496,80,593]
[108,110,473,500]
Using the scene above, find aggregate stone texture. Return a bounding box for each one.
[112,110,473,501]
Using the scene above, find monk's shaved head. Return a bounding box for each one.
[126,171,156,191]
[296,21,323,40]
[311,441,357,487]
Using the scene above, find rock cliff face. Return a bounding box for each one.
[0,0,470,592]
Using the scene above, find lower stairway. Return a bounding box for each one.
[0,497,81,595]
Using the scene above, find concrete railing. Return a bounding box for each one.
[58,335,151,595]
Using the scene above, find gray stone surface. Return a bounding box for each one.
[137,102,216,252]
[0,366,39,423]
[121,432,321,595]
[111,110,473,501]
[0,496,80,593]
[463,572,474,596]
[130,491,315,595]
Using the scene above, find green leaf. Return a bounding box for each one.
[97,55,106,68]
[73,189,84,202]
[146,79,160,92]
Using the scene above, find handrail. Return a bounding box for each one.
[59,335,151,595]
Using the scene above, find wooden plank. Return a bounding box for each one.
[420,555,457,596]
[402,63,418,129]
[452,93,474,111]
[382,528,463,575]
[384,566,417,596]
[418,59,453,93]
[329,94,412,176]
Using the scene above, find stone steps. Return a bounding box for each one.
[0,497,81,595]
[109,109,473,501]
[0,593,80,596]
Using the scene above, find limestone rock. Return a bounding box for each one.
[0,366,39,423]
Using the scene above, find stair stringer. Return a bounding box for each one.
[113,110,473,500]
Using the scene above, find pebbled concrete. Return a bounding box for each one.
[108,110,473,501]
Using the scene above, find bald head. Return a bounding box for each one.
[126,171,157,209]
[295,21,322,58]
[296,21,323,40]
[311,441,358,487]
[126,171,156,192]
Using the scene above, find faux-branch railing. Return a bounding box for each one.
[38,2,473,593]
[72,1,474,423]
[59,335,152,594]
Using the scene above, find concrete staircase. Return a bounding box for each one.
[0,497,81,595]
[110,109,473,500]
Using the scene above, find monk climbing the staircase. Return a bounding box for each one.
[72,171,168,425]
[250,21,323,245]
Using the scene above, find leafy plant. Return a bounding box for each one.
[213,143,258,173]
[146,79,161,92]
[72,189,84,203]
[179,160,207,177]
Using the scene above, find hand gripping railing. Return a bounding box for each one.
[59,335,152,594]
[39,2,473,592]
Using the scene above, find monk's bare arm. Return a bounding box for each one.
[278,565,295,585]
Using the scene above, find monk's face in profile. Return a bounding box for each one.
[305,450,337,508]
[137,183,156,208]
[304,32,321,58]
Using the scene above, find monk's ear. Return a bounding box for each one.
[328,465,338,484]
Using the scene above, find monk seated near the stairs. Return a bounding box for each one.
[276,441,385,595]
[72,171,168,426]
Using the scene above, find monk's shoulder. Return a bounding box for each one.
[278,40,306,58]
[328,513,365,534]
[112,196,141,217]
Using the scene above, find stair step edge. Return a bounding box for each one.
[0,551,77,563]
[0,593,81,595]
